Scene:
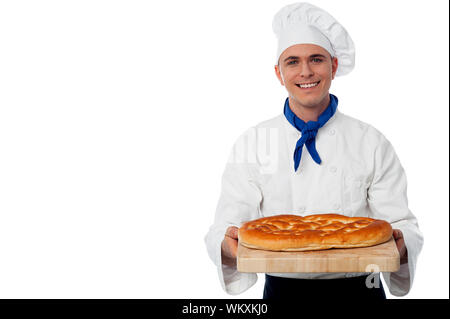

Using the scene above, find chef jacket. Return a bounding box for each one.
[204,107,423,296]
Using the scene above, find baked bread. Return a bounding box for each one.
[238,214,392,251]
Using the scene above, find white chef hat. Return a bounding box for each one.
[272,2,355,76]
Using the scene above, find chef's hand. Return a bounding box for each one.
[393,229,408,265]
[221,226,239,267]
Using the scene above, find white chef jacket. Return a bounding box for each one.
[204,108,423,296]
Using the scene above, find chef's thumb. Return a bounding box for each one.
[393,229,403,239]
[225,226,239,240]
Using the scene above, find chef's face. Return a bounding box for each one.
[275,44,338,110]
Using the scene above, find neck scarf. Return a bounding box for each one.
[284,94,338,172]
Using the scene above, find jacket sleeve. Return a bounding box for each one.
[204,129,263,295]
[367,132,424,296]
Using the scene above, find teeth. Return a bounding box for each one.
[298,82,319,88]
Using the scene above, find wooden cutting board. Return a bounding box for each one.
[237,237,400,273]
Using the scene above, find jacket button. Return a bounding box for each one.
[333,203,340,210]
[329,129,335,135]
[329,166,337,173]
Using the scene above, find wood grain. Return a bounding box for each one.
[237,236,400,273]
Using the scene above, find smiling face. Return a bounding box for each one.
[275,44,338,114]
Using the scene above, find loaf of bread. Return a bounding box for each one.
[238,214,392,251]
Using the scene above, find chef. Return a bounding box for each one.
[204,2,423,299]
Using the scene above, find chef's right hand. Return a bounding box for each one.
[221,226,239,267]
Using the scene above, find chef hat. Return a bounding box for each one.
[272,2,355,76]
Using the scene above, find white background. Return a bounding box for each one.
[0,0,448,299]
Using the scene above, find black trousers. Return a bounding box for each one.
[263,274,386,300]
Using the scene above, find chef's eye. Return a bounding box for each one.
[311,58,323,63]
[287,60,298,65]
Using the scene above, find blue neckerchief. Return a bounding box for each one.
[284,94,338,172]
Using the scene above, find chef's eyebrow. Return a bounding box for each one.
[283,54,327,62]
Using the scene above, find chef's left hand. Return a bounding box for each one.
[393,229,408,265]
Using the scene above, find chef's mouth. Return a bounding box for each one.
[295,81,320,89]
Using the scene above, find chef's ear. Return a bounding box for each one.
[331,56,338,80]
[275,64,285,86]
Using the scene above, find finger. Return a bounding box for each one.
[393,229,403,239]
[225,226,239,239]
[396,239,406,256]
[229,237,238,257]
[395,237,403,249]
[223,236,238,258]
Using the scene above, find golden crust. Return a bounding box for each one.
[238,214,393,251]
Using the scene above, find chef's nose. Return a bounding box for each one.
[299,62,314,77]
